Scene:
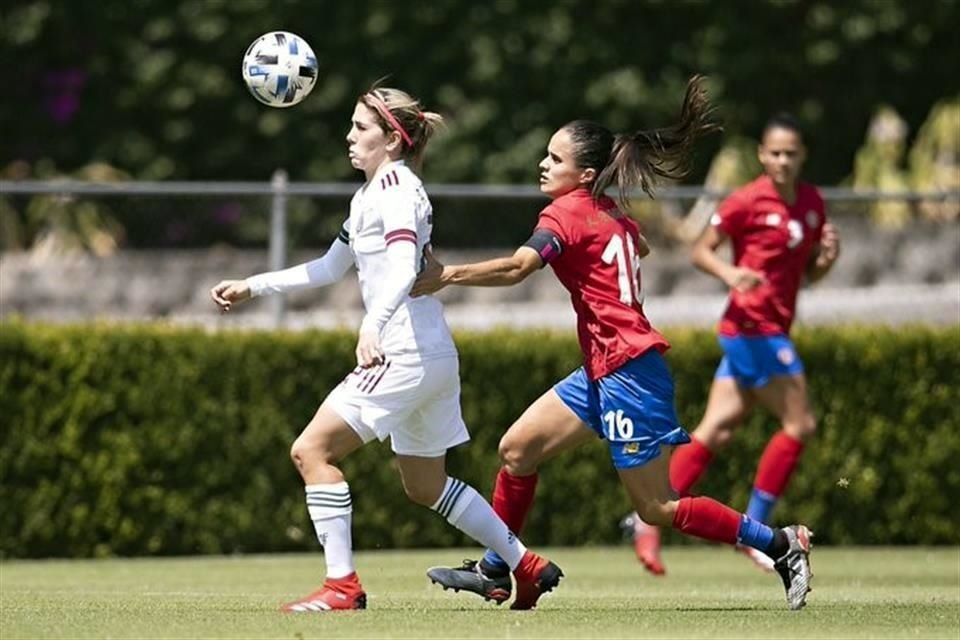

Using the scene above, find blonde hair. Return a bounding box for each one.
[359,84,444,169]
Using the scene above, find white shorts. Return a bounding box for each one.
[324,355,470,457]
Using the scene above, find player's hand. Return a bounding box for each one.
[210,279,251,312]
[410,247,446,297]
[356,330,385,368]
[725,267,766,293]
[816,223,841,268]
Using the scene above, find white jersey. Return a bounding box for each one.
[346,160,457,361]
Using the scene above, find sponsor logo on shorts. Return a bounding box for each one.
[777,347,796,365]
[622,442,640,455]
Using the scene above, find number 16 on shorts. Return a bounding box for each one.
[603,409,635,441]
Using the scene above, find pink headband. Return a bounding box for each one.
[365,93,414,148]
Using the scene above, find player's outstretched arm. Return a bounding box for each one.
[411,246,542,295]
[248,236,354,296]
[210,236,354,312]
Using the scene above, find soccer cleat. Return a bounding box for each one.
[620,512,666,576]
[736,543,776,572]
[426,559,512,604]
[773,525,814,610]
[280,573,367,612]
[510,551,564,610]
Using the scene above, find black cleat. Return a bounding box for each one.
[427,559,512,604]
[773,525,814,610]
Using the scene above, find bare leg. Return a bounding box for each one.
[742,372,815,533]
[629,377,752,575]
[282,403,367,612]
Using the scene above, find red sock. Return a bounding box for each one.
[669,439,713,496]
[754,432,805,497]
[672,496,741,545]
[512,550,547,582]
[492,468,538,534]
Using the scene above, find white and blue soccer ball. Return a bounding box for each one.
[241,31,318,108]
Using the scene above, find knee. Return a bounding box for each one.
[694,422,736,451]
[635,499,676,528]
[290,435,333,470]
[498,432,539,476]
[784,413,817,441]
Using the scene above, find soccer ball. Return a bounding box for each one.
[241,31,318,108]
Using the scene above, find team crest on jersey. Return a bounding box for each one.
[777,347,796,365]
[622,442,640,455]
[806,210,820,228]
[765,213,782,226]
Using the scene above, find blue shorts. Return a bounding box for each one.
[554,350,690,470]
[715,334,804,389]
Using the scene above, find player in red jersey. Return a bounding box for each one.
[625,113,840,576]
[414,79,813,611]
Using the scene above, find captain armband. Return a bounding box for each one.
[523,229,563,267]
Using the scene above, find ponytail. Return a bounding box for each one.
[592,75,721,208]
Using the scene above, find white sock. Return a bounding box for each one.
[305,482,355,579]
[431,477,527,570]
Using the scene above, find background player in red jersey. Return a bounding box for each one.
[413,79,814,611]
[626,113,841,576]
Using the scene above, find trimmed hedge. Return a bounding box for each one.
[1,322,958,558]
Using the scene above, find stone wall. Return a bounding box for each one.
[2,215,957,330]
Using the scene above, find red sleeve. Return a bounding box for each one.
[535,203,576,247]
[713,192,749,238]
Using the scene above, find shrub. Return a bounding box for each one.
[1,322,957,557]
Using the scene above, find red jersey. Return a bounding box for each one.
[534,188,669,381]
[713,175,826,336]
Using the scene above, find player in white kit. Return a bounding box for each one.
[210,85,562,612]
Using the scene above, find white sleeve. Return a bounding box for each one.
[246,233,354,297]
[359,239,417,336]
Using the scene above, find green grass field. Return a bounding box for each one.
[1,547,958,639]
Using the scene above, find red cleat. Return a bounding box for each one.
[625,514,666,576]
[510,551,563,610]
[280,572,367,612]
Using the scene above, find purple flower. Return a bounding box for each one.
[43,69,87,124]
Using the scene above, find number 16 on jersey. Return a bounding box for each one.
[602,233,644,306]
